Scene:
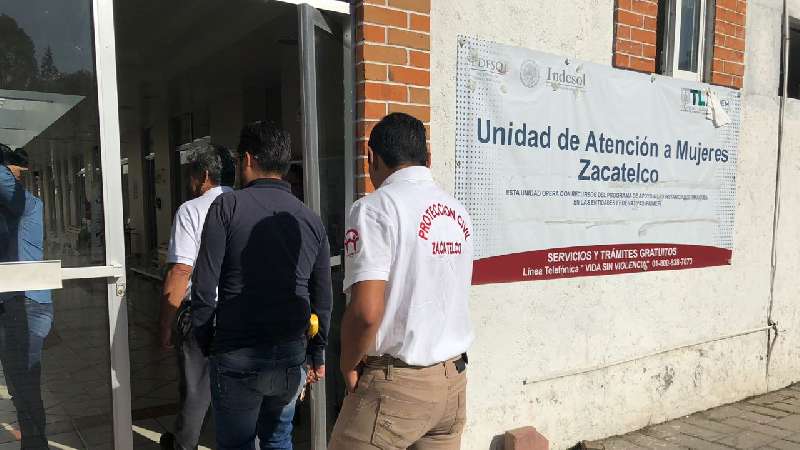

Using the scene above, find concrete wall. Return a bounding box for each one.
[430,0,788,448]
[768,0,800,391]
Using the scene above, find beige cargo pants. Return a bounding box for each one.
[329,357,467,450]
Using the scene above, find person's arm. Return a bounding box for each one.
[307,237,332,381]
[341,280,386,390]
[0,165,25,216]
[340,202,393,392]
[159,263,192,349]
[191,198,228,355]
[160,205,198,349]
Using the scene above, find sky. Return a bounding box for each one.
[0,0,94,74]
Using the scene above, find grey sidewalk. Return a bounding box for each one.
[591,383,800,450]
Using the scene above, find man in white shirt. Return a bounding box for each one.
[159,143,235,450]
[329,113,475,450]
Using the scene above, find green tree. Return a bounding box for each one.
[39,46,61,84]
[0,14,38,90]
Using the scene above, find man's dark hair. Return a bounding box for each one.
[238,121,292,176]
[0,144,29,168]
[187,143,235,187]
[368,112,427,168]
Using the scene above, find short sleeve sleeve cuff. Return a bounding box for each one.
[166,255,195,266]
[343,269,390,293]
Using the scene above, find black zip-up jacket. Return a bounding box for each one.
[191,178,332,366]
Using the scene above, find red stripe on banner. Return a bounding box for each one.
[472,244,732,285]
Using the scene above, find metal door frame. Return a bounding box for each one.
[298,3,355,448]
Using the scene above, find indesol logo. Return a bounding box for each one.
[520,60,540,88]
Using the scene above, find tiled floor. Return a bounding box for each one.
[592,384,800,450]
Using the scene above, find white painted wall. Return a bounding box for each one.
[430,0,788,448]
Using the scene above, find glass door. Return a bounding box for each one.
[0,0,132,448]
[298,4,354,449]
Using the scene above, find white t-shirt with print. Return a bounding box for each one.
[343,166,474,366]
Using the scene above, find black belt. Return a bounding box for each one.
[365,353,468,374]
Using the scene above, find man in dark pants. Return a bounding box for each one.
[0,145,53,449]
[191,121,331,450]
[159,143,235,450]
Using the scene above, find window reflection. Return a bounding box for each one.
[677,0,702,73]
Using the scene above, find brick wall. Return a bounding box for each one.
[354,0,431,196]
[614,0,659,73]
[711,0,746,88]
[612,0,746,89]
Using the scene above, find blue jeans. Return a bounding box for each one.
[0,297,53,449]
[210,340,307,450]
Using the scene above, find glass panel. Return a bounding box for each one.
[0,2,107,268]
[311,15,348,435]
[0,279,113,448]
[315,24,346,258]
[677,0,702,72]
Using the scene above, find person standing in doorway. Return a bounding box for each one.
[329,113,475,450]
[158,143,236,450]
[0,144,54,449]
[191,121,331,450]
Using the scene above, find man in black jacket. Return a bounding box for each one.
[191,121,331,450]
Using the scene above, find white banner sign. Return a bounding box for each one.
[455,37,739,284]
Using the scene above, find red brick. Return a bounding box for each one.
[359,101,387,120]
[358,5,407,28]
[714,45,743,63]
[357,63,388,81]
[617,0,632,10]
[355,140,370,157]
[409,14,430,32]
[737,0,747,14]
[388,103,431,122]
[614,52,630,68]
[724,61,745,76]
[629,55,655,72]
[715,20,739,37]
[388,66,430,86]
[409,87,430,104]
[357,43,408,65]
[617,9,644,28]
[643,16,657,30]
[387,0,430,13]
[724,35,746,52]
[712,72,734,86]
[616,39,643,56]
[358,82,408,102]
[387,28,430,51]
[505,426,549,450]
[356,120,379,139]
[735,25,745,38]
[409,50,430,68]
[717,6,746,26]
[732,76,743,88]
[362,0,386,5]
[631,0,658,17]
[630,27,657,45]
[616,24,632,40]
[643,43,656,58]
[712,58,725,73]
[357,24,386,43]
[717,0,738,11]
